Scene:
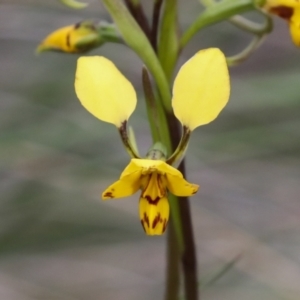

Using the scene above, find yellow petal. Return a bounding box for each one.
[119,159,143,177]
[166,174,199,197]
[126,158,166,173]
[172,48,230,131]
[37,26,75,53]
[75,56,137,126]
[126,158,183,177]
[102,170,141,199]
[290,9,300,46]
[139,196,169,235]
[141,173,166,200]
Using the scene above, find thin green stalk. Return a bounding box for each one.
[229,14,273,35]
[166,113,198,300]
[118,121,140,158]
[142,67,161,143]
[227,34,266,66]
[180,0,258,49]
[167,126,191,165]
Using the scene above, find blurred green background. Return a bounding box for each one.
[1,0,300,299]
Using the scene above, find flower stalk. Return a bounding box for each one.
[118,121,140,158]
[180,0,260,49]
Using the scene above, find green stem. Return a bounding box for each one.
[167,126,191,166]
[229,13,272,35]
[166,112,198,300]
[118,121,140,158]
[142,67,161,142]
[165,215,180,300]
[227,34,266,66]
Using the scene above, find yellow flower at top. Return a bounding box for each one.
[264,0,300,46]
[74,48,230,235]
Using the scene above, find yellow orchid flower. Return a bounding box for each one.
[263,0,300,46]
[102,159,199,235]
[74,48,230,235]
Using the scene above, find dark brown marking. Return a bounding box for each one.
[145,195,160,205]
[74,22,81,29]
[103,192,113,198]
[66,33,71,49]
[270,6,293,20]
[143,212,150,228]
[152,213,161,229]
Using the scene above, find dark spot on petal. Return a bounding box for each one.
[74,22,81,29]
[152,213,161,229]
[270,6,293,20]
[143,212,150,228]
[66,33,71,49]
[103,192,114,198]
[145,195,160,205]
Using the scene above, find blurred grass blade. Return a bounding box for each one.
[60,0,88,9]
[201,254,242,290]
